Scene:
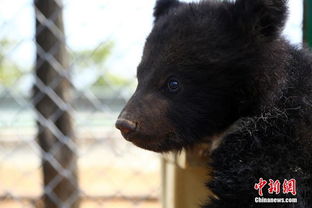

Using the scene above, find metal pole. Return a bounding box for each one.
[304,0,312,47]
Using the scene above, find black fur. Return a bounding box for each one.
[235,0,288,38]
[116,0,312,207]
[154,0,181,22]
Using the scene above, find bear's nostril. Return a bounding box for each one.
[115,119,137,135]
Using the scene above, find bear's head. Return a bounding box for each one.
[115,0,288,152]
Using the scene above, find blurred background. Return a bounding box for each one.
[0,0,308,208]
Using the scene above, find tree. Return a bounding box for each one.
[0,39,24,87]
[73,42,133,90]
[33,0,79,207]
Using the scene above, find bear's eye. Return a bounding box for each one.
[167,78,180,93]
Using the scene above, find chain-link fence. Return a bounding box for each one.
[0,0,161,207]
[0,0,304,208]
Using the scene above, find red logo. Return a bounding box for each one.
[254,178,267,196]
[268,179,281,194]
[254,178,297,196]
[283,179,297,196]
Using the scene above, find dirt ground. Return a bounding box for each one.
[0,161,160,208]
[0,127,161,208]
[0,199,159,208]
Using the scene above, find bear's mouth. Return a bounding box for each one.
[123,132,183,152]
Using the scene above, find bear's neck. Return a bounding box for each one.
[238,39,291,117]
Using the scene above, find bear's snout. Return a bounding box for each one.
[115,90,180,152]
[115,118,137,138]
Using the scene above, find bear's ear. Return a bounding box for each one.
[154,0,181,22]
[234,0,288,39]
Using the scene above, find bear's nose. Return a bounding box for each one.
[115,119,137,135]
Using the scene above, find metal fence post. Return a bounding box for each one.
[304,0,312,47]
[33,0,80,207]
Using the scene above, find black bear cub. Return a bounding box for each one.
[116,0,312,207]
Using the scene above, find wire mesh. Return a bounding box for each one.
[0,0,303,208]
[0,0,160,207]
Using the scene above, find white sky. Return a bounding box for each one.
[0,0,304,82]
[64,0,303,79]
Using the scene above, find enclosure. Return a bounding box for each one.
[0,0,308,208]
